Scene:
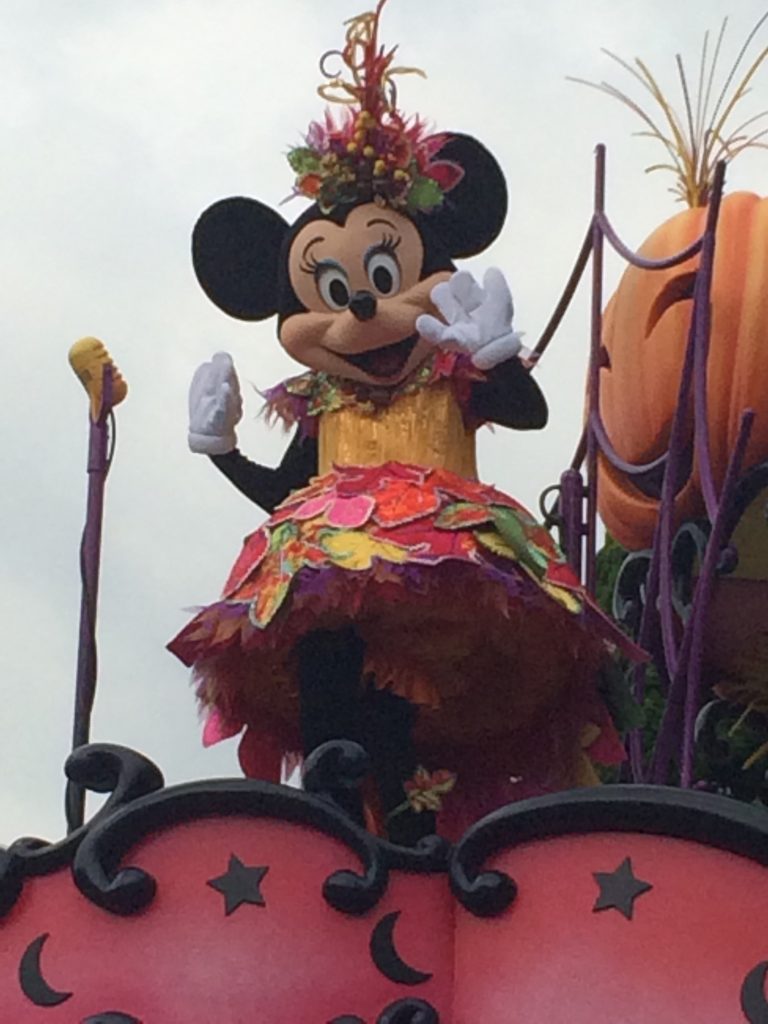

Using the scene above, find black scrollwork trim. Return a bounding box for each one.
[328,1000,439,1024]
[0,745,164,918]
[377,997,440,1024]
[302,741,450,874]
[451,784,768,918]
[670,520,710,617]
[72,761,390,918]
[303,740,371,805]
[612,548,652,637]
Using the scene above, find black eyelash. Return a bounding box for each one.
[299,252,319,275]
[364,233,402,271]
[378,232,401,254]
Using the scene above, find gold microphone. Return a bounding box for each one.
[68,337,128,420]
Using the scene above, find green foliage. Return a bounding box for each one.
[406,176,443,212]
[595,534,660,774]
[595,533,627,615]
[695,704,768,807]
[599,658,644,734]
[287,147,321,174]
[594,535,768,804]
[637,664,667,768]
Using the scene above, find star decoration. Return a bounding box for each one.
[592,856,652,920]
[207,854,268,915]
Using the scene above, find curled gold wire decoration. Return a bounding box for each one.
[317,0,425,112]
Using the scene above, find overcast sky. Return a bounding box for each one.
[2,0,766,843]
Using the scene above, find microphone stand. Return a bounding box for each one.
[65,363,116,832]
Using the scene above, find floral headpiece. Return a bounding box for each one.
[287,0,464,213]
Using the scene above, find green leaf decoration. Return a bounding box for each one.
[492,507,549,578]
[435,502,494,530]
[406,176,443,211]
[269,521,298,552]
[287,147,322,174]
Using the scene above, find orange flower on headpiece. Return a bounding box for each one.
[287,0,464,213]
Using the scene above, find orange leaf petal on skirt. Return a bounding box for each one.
[373,479,441,526]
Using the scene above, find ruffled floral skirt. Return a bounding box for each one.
[169,462,631,782]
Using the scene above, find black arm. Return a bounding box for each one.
[469,357,548,430]
[209,428,318,513]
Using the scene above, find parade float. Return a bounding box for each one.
[1,5,767,1021]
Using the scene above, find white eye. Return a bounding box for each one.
[366,251,400,296]
[316,262,351,311]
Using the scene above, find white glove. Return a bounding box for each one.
[416,268,523,370]
[188,352,243,455]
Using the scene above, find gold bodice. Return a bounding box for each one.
[318,378,478,478]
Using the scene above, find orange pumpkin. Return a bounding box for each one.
[598,192,768,550]
[573,16,768,550]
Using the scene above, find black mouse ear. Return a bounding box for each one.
[192,197,289,321]
[429,133,508,258]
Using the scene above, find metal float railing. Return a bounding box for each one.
[532,145,755,788]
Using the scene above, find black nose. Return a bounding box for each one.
[349,290,377,321]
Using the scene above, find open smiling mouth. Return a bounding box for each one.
[339,333,418,380]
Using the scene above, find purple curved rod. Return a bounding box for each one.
[647,167,727,785]
[650,162,726,779]
[651,639,692,783]
[596,211,703,269]
[590,410,668,476]
[691,161,727,522]
[628,713,645,781]
[604,161,725,762]
[532,223,593,361]
[655,310,700,677]
[639,306,701,687]
[629,255,706,757]
[680,408,755,787]
[559,468,585,574]
[570,428,587,473]
[66,365,115,832]
[571,145,731,786]
[584,145,607,594]
[629,520,664,781]
[650,503,705,784]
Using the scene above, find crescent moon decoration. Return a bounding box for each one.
[18,933,73,1007]
[370,911,433,986]
[80,1015,141,1023]
[742,961,768,1024]
[81,1015,141,1024]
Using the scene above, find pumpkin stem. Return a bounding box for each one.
[568,13,768,207]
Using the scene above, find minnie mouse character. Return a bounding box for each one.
[169,1,633,843]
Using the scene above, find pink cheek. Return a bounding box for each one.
[279,318,326,359]
[279,317,344,373]
[278,331,304,360]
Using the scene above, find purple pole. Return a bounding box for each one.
[679,409,754,786]
[584,144,606,595]
[65,364,114,831]
[559,468,585,576]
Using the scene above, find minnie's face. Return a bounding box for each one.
[280,203,450,385]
